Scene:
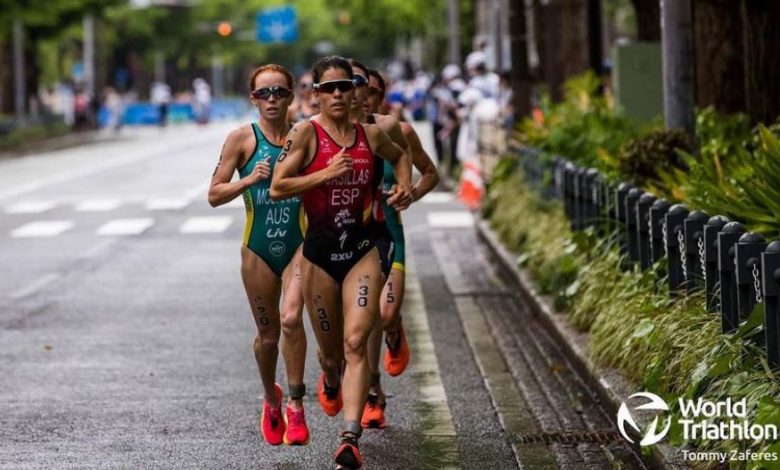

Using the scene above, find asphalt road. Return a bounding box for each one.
[0,120,645,469]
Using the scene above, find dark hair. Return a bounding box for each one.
[347,58,369,78]
[248,64,294,91]
[312,56,353,84]
[367,68,386,98]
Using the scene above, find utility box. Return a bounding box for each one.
[613,42,664,123]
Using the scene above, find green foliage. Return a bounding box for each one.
[490,72,780,470]
[518,71,644,175]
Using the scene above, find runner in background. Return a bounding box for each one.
[361,67,439,429]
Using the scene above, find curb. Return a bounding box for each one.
[0,131,124,159]
[475,216,692,470]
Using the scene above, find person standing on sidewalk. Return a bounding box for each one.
[270,55,412,470]
[208,64,310,447]
[360,67,439,430]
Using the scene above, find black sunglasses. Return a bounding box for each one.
[368,86,384,97]
[352,75,368,88]
[251,86,292,100]
[313,79,355,94]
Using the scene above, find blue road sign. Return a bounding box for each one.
[257,6,298,44]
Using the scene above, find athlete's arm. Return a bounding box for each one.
[208,126,269,207]
[270,121,352,200]
[378,114,413,170]
[401,122,440,202]
[367,125,413,210]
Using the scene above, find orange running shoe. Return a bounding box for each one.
[283,404,311,445]
[318,372,343,417]
[260,383,285,446]
[384,325,410,376]
[333,435,363,469]
[361,393,387,429]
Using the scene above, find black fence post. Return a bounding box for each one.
[719,222,746,333]
[585,168,599,227]
[637,193,657,270]
[665,204,690,295]
[762,241,780,370]
[649,199,671,264]
[625,188,642,265]
[735,232,767,323]
[563,162,575,224]
[704,216,730,313]
[616,183,634,258]
[684,211,709,293]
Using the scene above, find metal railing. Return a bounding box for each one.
[510,148,780,371]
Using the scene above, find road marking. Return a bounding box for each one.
[75,199,122,212]
[427,211,474,228]
[97,218,154,236]
[405,259,459,468]
[145,198,190,211]
[5,201,57,214]
[11,221,74,238]
[420,193,454,204]
[9,273,61,300]
[179,216,233,233]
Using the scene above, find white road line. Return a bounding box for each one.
[97,218,154,236]
[5,201,57,214]
[9,273,61,300]
[179,216,233,234]
[427,211,474,228]
[75,199,122,212]
[11,221,74,238]
[145,198,190,211]
[420,193,454,204]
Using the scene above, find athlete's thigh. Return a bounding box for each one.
[301,256,343,342]
[240,246,282,332]
[280,245,305,317]
[342,249,382,340]
[382,267,406,312]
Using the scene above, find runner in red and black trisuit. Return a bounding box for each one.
[270,55,412,470]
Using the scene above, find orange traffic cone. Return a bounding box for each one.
[457,161,484,210]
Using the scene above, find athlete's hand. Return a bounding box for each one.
[327,146,353,180]
[386,183,413,211]
[249,159,271,183]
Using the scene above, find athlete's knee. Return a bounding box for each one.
[380,302,398,327]
[343,332,368,359]
[254,332,280,351]
[280,308,303,334]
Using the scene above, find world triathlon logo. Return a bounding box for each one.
[617,392,672,446]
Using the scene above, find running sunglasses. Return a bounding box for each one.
[251,86,292,100]
[313,79,355,93]
[352,74,368,88]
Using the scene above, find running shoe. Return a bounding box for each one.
[333,435,363,469]
[318,372,343,417]
[260,383,285,446]
[361,393,387,429]
[384,325,410,376]
[283,404,311,445]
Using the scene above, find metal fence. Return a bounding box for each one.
[512,147,780,371]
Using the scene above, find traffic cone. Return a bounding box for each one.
[457,161,484,210]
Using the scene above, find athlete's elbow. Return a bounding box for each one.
[269,184,286,201]
[207,192,221,208]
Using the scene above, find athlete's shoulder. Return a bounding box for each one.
[288,119,315,138]
[223,123,256,155]
[372,113,399,131]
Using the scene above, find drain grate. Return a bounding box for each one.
[515,431,624,445]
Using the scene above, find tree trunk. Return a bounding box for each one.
[0,37,12,114]
[741,0,780,125]
[692,0,745,115]
[539,0,589,101]
[509,0,532,116]
[631,0,661,41]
